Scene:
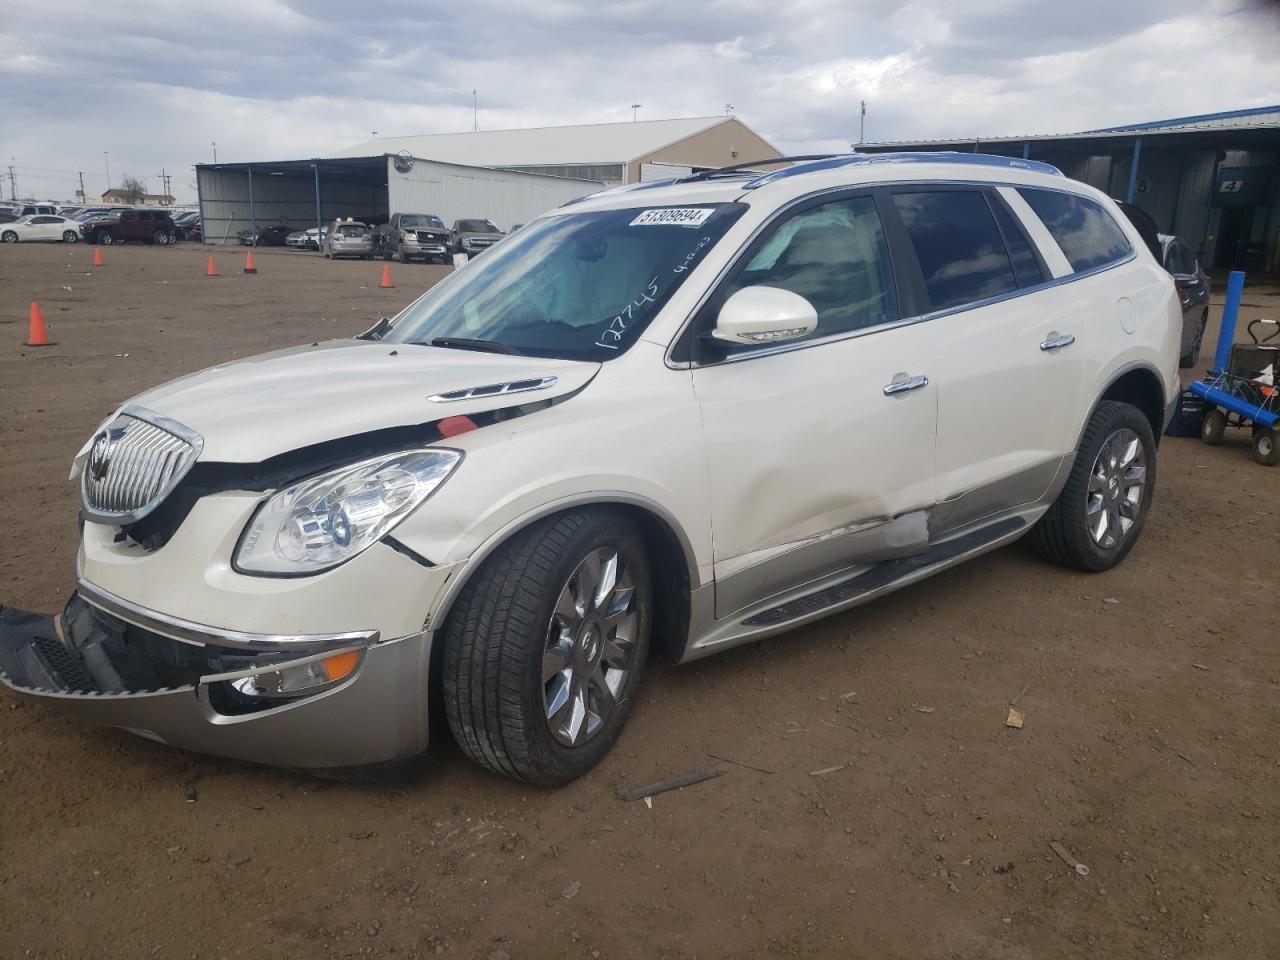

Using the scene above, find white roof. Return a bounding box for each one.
[336,117,736,166]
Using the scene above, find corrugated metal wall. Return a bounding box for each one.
[197,167,387,244]
[1171,150,1218,262]
[386,159,600,231]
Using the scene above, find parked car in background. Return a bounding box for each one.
[172,211,202,241]
[286,226,328,251]
[9,202,59,217]
[451,218,504,257]
[237,225,293,247]
[0,214,84,243]
[0,154,1182,785]
[322,219,374,259]
[1160,234,1210,368]
[376,213,451,263]
[83,208,175,246]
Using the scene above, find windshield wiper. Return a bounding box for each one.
[429,337,520,355]
[359,316,393,341]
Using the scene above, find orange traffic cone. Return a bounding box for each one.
[244,249,257,274]
[206,255,219,277]
[93,247,104,267]
[24,302,53,346]
[380,264,394,289]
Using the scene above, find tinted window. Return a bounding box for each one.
[714,195,899,345]
[990,198,1046,288]
[385,203,748,361]
[1018,188,1132,272]
[893,191,1018,310]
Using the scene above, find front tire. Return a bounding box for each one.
[1028,401,1156,572]
[1201,408,1227,445]
[99,232,114,245]
[442,509,651,785]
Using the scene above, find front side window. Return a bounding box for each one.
[1017,188,1132,273]
[707,194,899,349]
[382,203,748,361]
[893,190,1018,311]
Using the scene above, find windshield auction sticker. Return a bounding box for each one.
[630,207,714,227]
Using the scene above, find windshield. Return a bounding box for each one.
[402,215,443,229]
[382,202,747,361]
[457,219,499,233]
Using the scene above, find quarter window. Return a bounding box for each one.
[1017,188,1132,273]
[712,195,899,345]
[892,191,1018,311]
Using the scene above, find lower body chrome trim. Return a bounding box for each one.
[77,577,379,653]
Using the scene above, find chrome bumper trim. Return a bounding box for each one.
[76,577,379,653]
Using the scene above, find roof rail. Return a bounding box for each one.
[742,151,1063,188]
[678,155,839,183]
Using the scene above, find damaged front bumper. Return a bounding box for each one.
[0,587,433,770]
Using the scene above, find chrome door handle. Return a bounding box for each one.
[883,374,929,396]
[1040,333,1076,351]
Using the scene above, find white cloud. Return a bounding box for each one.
[1,0,1277,201]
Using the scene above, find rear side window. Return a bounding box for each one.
[1017,188,1132,273]
[990,198,1046,288]
[892,191,1018,311]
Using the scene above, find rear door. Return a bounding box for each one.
[688,190,939,617]
[883,186,1084,531]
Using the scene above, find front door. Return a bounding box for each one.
[687,192,938,618]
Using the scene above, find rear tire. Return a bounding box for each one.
[1201,408,1227,445]
[1180,311,1207,368]
[2,230,18,243]
[62,230,78,243]
[1254,427,1280,467]
[442,509,651,785]
[1028,401,1156,572]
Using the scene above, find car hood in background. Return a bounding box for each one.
[125,339,599,462]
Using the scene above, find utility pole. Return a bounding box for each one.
[104,151,111,192]
[472,90,478,132]
[78,171,86,200]
[7,164,16,201]
[859,100,866,145]
[631,104,642,122]
[725,103,734,116]
[212,141,217,163]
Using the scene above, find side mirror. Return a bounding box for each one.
[711,285,818,345]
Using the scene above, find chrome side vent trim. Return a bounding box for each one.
[428,376,559,403]
[79,406,203,525]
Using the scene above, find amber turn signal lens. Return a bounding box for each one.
[322,650,360,682]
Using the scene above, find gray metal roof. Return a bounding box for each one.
[334,117,762,166]
[862,104,1280,149]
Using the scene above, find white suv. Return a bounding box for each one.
[0,154,1181,784]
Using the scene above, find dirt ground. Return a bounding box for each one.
[1,242,1277,960]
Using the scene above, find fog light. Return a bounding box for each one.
[230,650,362,699]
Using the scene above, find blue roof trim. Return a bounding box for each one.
[1089,103,1280,133]
[743,152,1062,189]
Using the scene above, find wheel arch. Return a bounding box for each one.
[427,493,698,664]
[1088,362,1168,445]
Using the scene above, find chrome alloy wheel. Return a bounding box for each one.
[1086,428,1147,549]
[542,547,637,747]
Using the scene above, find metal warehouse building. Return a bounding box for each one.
[195,116,780,245]
[860,105,1280,272]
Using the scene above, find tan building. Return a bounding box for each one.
[97,189,177,206]
[338,116,781,184]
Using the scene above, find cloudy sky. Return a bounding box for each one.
[4,0,1279,202]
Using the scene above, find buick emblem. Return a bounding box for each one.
[88,428,121,482]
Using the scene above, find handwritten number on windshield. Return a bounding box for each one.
[595,276,660,350]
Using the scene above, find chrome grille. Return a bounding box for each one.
[80,411,201,524]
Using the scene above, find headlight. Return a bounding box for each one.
[235,448,462,575]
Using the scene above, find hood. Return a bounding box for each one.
[126,339,599,462]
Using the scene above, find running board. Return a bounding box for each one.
[682,514,1030,661]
